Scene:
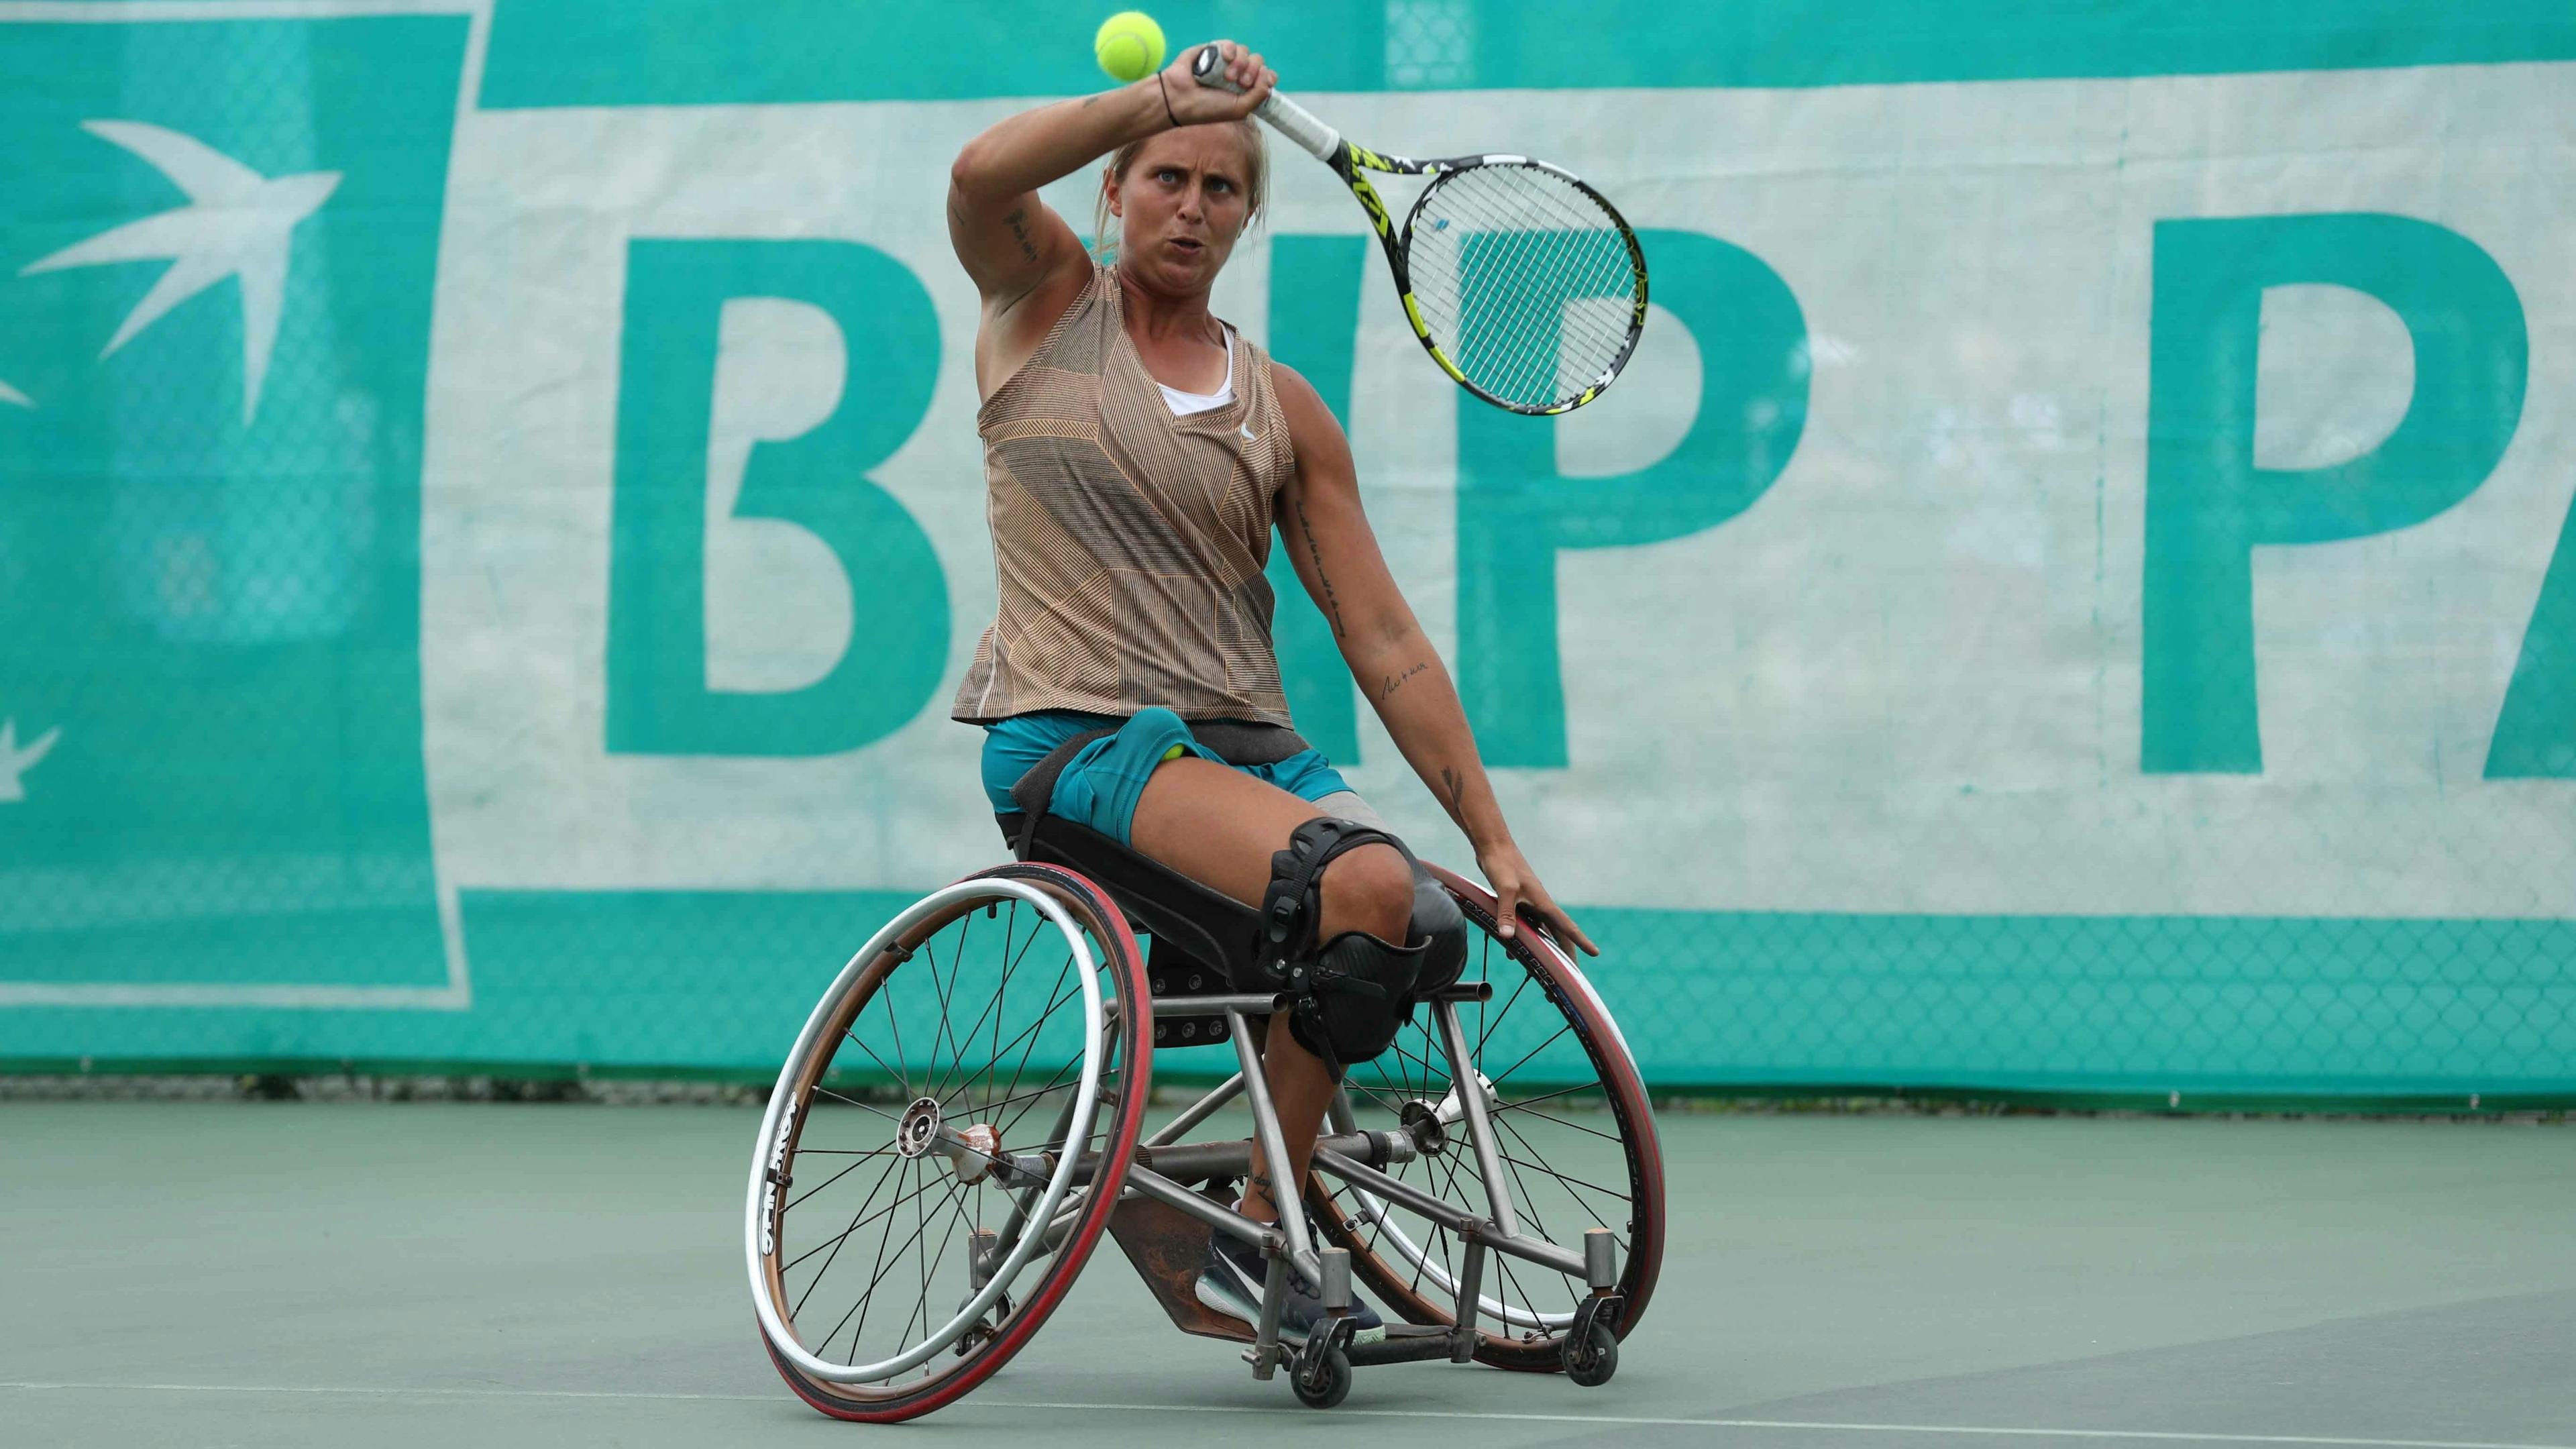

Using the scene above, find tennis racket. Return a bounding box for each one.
[1191,43,1647,417]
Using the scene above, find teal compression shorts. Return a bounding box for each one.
[982,707,1354,847]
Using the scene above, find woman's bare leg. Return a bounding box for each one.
[1127,757,1413,1225]
[1247,1014,1340,1222]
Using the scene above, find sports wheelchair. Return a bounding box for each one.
[744,729,1665,1421]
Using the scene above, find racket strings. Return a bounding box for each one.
[1402,164,1639,409]
[1452,231,1635,402]
[1440,191,1631,381]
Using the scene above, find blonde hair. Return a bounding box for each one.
[1090,119,1268,263]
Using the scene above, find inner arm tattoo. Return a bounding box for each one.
[1439,767,1466,820]
[1002,206,1039,264]
[1291,492,1346,640]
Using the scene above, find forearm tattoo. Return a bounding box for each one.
[1379,660,1428,700]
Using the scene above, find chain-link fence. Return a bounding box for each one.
[3,3,2570,1105]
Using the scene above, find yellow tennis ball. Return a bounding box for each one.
[1093,11,1165,83]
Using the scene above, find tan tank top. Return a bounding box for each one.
[952,266,1299,726]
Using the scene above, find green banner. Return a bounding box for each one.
[3,3,2571,1101]
[1,16,465,1005]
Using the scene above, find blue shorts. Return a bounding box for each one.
[982,707,1354,847]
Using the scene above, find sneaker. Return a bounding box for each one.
[1195,1230,1387,1345]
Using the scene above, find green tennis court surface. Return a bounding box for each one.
[5,1102,2570,1448]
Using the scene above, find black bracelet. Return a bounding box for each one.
[1155,70,1179,129]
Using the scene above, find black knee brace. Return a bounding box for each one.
[1295,928,1430,1073]
[1260,818,1471,1075]
[1257,818,1397,977]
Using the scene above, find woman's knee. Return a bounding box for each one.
[1316,841,1414,942]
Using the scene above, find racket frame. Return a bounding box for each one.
[1189,44,1648,416]
[1351,149,1648,416]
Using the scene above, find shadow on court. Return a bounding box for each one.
[4,1103,2570,1448]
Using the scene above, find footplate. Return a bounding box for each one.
[1106,1193,1254,1343]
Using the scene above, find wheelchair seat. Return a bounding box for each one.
[998,720,1312,1049]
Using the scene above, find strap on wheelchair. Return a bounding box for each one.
[996,717,1465,1079]
[1004,718,1316,857]
[1006,727,1114,855]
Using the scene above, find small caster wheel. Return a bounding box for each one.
[1291,1345,1352,1409]
[1562,1322,1619,1387]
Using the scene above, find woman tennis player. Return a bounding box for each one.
[946,38,1598,1344]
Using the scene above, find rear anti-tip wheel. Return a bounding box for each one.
[1562,1321,1618,1387]
[1291,1346,1353,1409]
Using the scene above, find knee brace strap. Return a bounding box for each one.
[1262,818,1477,1077]
[1256,817,1409,982]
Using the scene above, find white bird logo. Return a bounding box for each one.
[20,120,340,425]
[0,718,60,802]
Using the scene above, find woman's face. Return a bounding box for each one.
[1107,126,1255,296]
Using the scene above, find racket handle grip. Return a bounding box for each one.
[1189,43,1341,162]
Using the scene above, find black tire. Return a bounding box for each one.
[1292,1346,1353,1409]
[1563,1321,1618,1387]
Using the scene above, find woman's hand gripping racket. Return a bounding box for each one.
[1191,41,1648,416]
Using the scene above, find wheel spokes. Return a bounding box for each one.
[1313,886,1649,1347]
[771,889,1130,1381]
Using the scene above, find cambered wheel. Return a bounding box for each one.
[1308,865,1664,1373]
[747,863,1152,1421]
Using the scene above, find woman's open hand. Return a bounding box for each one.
[1474,839,1600,957]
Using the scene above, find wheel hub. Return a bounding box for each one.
[894,1096,944,1159]
[1399,1099,1450,1155]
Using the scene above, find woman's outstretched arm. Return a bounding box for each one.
[1270,366,1600,955]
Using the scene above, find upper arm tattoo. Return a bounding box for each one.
[1290,490,1348,641]
[1001,206,1040,264]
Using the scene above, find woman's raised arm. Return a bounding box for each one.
[946,42,1273,313]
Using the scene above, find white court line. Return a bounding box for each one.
[2,1383,2567,1449]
